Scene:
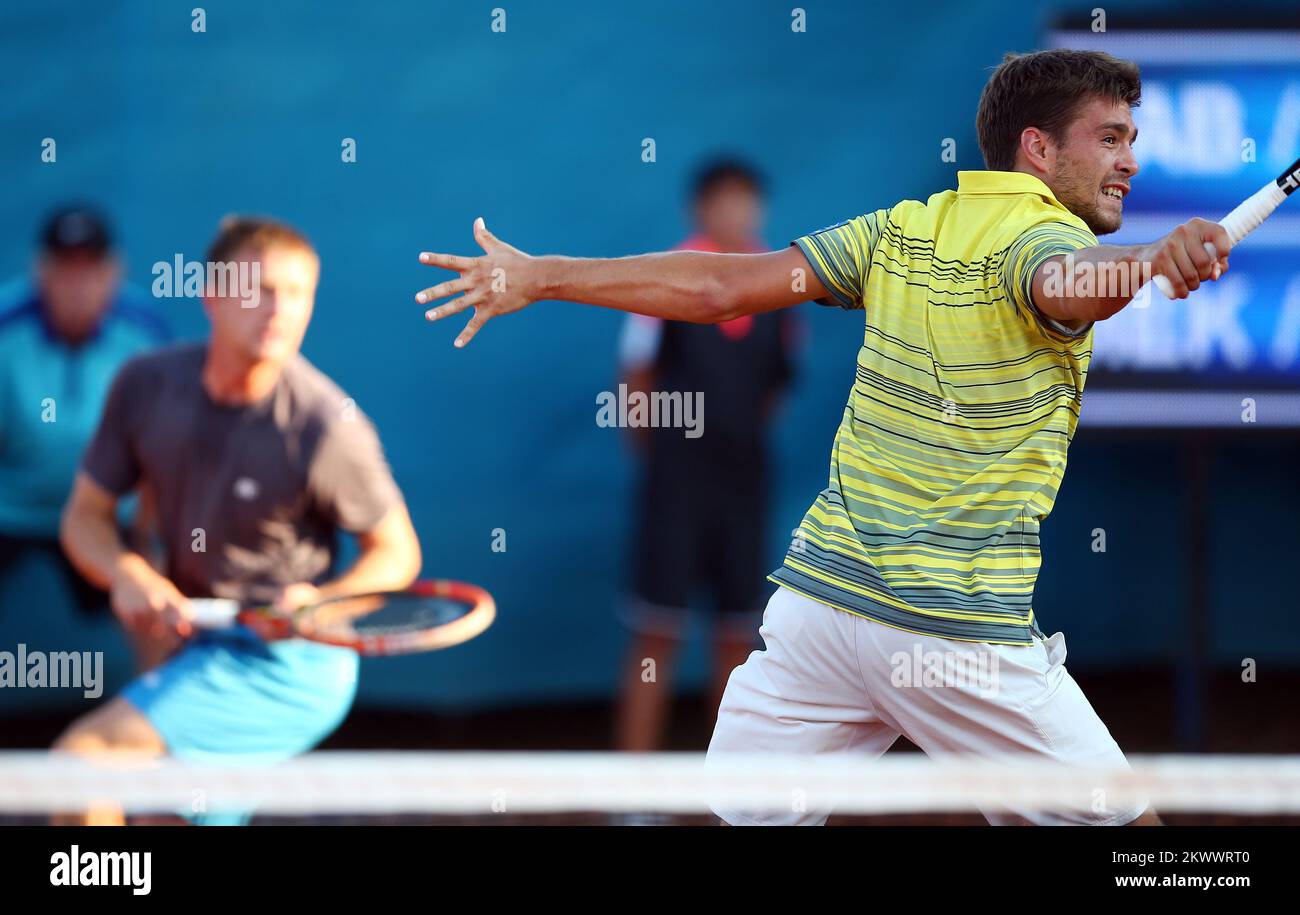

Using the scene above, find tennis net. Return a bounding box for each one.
[2,751,1299,824]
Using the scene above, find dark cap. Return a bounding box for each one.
[40,207,113,257]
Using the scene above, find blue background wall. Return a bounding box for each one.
[1,0,1295,713]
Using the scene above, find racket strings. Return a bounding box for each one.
[304,594,475,638]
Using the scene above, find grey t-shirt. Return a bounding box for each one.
[81,342,404,604]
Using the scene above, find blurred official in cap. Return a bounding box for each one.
[36,206,121,343]
[0,205,170,666]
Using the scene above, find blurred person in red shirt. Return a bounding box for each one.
[615,160,797,751]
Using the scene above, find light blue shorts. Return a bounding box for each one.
[122,627,359,824]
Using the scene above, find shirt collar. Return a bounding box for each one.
[957,170,1066,208]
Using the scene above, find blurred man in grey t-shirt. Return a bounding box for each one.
[53,217,422,825]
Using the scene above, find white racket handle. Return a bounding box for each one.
[1219,181,1288,244]
[1150,181,1287,298]
[188,598,241,628]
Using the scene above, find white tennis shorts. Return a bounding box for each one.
[706,586,1146,826]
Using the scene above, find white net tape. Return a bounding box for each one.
[2,752,1299,815]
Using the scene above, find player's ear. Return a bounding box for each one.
[1018,126,1053,176]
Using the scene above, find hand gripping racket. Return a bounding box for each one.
[1151,156,1300,298]
[187,580,495,656]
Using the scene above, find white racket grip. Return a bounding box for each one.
[1219,181,1287,245]
[1150,181,1286,298]
[188,598,241,629]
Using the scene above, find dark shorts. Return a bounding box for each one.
[627,463,767,634]
[0,532,109,615]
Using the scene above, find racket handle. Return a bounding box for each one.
[1221,181,1287,245]
[188,598,241,628]
[1149,180,1286,299]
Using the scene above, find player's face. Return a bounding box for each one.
[696,180,763,252]
[205,244,318,365]
[37,251,120,342]
[1045,96,1140,236]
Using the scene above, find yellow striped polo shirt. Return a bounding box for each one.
[772,170,1098,645]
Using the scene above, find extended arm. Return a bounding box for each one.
[417,218,827,346]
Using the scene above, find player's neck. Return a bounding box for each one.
[201,346,283,406]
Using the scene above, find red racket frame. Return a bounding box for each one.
[237,580,496,656]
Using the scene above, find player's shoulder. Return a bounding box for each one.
[853,200,920,226]
[888,197,929,219]
[801,203,914,242]
[113,340,204,387]
[873,199,928,238]
[279,355,370,431]
[1016,208,1097,243]
[993,209,1098,263]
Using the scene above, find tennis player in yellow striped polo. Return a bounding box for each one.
[416,49,1232,825]
[773,188,1099,645]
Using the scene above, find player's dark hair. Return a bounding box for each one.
[977,49,1141,172]
[206,215,316,265]
[691,158,765,202]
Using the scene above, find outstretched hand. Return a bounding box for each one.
[417,218,537,347]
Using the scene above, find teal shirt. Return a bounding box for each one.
[0,282,168,537]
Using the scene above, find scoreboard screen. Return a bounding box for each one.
[1050,29,1300,427]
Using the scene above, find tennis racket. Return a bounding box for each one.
[187,580,495,656]
[1151,155,1300,298]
